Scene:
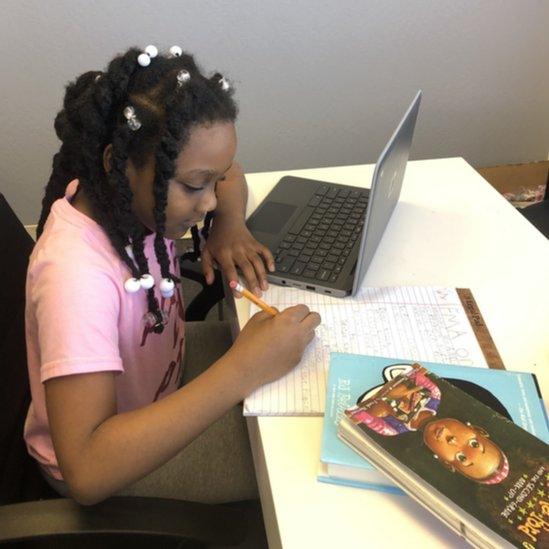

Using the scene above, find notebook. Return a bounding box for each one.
[243,286,504,416]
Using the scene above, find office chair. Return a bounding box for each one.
[519,169,549,238]
[0,192,248,547]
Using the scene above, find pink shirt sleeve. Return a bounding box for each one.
[31,257,124,382]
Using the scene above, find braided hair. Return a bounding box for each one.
[37,46,238,333]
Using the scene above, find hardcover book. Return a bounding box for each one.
[339,362,549,548]
[319,354,548,493]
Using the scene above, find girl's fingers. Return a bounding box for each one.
[201,248,215,285]
[258,244,275,272]
[234,254,261,296]
[248,252,269,291]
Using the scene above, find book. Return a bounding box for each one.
[339,362,549,548]
[319,354,548,493]
[244,286,504,416]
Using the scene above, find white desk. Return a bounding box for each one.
[235,158,549,548]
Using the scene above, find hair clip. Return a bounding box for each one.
[123,105,141,131]
[137,44,158,67]
[218,75,230,91]
[169,45,183,57]
[94,73,102,83]
[176,69,191,87]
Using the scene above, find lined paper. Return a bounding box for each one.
[243,286,488,416]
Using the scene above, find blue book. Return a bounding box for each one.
[318,353,548,493]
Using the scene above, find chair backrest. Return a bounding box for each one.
[0,194,56,503]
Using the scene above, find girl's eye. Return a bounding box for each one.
[180,182,203,193]
[468,438,480,448]
[456,452,467,463]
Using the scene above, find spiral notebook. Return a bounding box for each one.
[243,286,503,416]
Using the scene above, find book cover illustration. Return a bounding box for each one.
[321,354,548,492]
[344,364,549,548]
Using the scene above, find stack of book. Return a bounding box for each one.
[320,353,549,548]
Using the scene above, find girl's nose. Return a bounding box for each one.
[198,186,217,214]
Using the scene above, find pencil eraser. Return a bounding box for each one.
[229,280,238,290]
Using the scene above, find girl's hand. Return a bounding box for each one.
[227,305,322,393]
[201,216,275,296]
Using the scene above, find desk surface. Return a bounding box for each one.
[236,157,549,549]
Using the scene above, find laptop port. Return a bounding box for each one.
[306,285,315,290]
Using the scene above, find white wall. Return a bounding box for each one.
[2,0,549,223]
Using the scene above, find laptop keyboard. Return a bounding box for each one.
[274,185,368,283]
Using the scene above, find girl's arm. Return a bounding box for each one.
[201,162,275,296]
[45,305,320,505]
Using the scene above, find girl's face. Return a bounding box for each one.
[127,122,237,239]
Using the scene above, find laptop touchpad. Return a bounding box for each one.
[248,202,296,234]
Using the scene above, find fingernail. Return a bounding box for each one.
[261,280,268,291]
[254,287,261,296]
[269,264,275,272]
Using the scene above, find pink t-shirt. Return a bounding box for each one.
[24,180,185,480]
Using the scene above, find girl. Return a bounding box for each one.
[24,45,321,505]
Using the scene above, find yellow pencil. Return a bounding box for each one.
[229,280,277,316]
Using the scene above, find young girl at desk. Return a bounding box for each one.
[24,45,320,505]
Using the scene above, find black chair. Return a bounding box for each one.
[520,169,549,238]
[0,193,248,548]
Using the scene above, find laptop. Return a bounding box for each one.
[247,90,421,297]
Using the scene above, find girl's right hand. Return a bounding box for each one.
[227,305,321,394]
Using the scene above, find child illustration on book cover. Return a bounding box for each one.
[346,363,509,484]
[342,361,549,547]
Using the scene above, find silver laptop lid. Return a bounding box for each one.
[351,90,422,296]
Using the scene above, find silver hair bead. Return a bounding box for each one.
[123,106,141,131]
[218,76,230,91]
[176,69,191,87]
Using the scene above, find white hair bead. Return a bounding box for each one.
[169,45,183,57]
[160,277,175,298]
[140,273,155,290]
[124,277,141,293]
[137,53,151,67]
[144,44,158,58]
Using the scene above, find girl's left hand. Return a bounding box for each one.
[201,216,275,296]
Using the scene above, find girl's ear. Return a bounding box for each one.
[103,144,113,173]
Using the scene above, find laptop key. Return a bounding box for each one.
[308,195,322,207]
[327,187,338,199]
[316,269,332,281]
[290,262,307,276]
[316,184,330,196]
[329,274,338,283]
[276,256,295,273]
[303,269,317,279]
[287,249,300,257]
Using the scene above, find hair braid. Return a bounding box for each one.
[39,46,238,335]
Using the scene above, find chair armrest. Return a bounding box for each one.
[0,496,247,546]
